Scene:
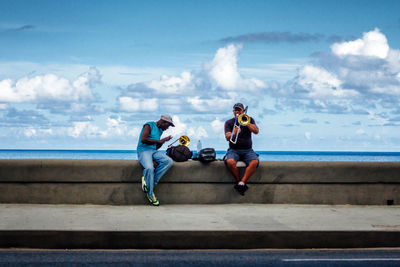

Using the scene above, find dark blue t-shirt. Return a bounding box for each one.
[224,117,256,149]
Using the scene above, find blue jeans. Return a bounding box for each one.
[138,150,173,196]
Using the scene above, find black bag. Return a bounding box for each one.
[166,145,193,162]
[198,148,216,163]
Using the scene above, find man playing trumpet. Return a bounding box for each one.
[224,103,259,195]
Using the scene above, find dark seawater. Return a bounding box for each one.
[1,149,400,161]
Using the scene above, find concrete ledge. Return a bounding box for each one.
[1,159,399,205]
[2,159,400,183]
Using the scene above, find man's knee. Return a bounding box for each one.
[248,159,259,168]
[166,157,173,168]
[226,158,237,168]
[143,166,155,173]
[160,156,173,168]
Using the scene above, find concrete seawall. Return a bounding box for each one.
[0,159,399,205]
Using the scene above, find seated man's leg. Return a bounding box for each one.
[224,149,240,182]
[153,150,173,185]
[241,149,259,183]
[138,150,155,196]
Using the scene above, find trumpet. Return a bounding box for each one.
[168,135,190,147]
[230,106,250,144]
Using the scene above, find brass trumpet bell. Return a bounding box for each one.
[168,135,190,148]
[238,114,250,126]
[178,135,190,146]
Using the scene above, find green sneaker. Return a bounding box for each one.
[141,176,148,193]
[146,193,159,206]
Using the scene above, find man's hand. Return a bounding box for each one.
[161,135,173,143]
[156,135,172,150]
[225,126,241,142]
[233,125,241,136]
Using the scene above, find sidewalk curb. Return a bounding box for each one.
[1,230,400,249]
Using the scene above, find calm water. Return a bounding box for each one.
[1,149,400,161]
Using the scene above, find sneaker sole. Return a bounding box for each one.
[234,185,245,196]
[141,176,148,193]
[146,195,160,206]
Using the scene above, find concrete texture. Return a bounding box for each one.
[1,159,400,205]
[2,159,400,183]
[0,204,399,249]
[0,183,399,205]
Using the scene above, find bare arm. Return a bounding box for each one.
[247,123,259,134]
[140,125,172,149]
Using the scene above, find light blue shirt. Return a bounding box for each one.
[137,121,163,152]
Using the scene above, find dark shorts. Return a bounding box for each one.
[224,148,259,166]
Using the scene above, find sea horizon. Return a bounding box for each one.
[1,149,400,162]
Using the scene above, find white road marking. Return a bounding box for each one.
[283,258,400,262]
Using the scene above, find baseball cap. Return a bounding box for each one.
[233,103,244,110]
[160,114,175,127]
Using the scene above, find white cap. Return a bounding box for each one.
[160,114,175,127]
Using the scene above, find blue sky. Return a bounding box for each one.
[1,0,400,151]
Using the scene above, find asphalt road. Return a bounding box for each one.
[1,249,400,266]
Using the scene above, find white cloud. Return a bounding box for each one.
[117,44,266,114]
[279,29,400,115]
[22,127,53,138]
[163,115,187,138]
[72,67,101,98]
[0,78,33,102]
[367,111,389,125]
[297,65,358,98]
[0,67,100,103]
[163,115,209,142]
[208,44,242,90]
[119,97,158,112]
[104,116,141,138]
[187,96,233,112]
[305,132,311,140]
[187,126,208,140]
[331,28,389,59]
[106,116,127,136]
[68,121,104,138]
[386,49,400,74]
[207,44,266,91]
[356,128,366,135]
[64,116,142,139]
[146,71,196,94]
[127,127,141,138]
[211,118,225,133]
[24,128,36,138]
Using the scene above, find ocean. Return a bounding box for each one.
[1,149,400,161]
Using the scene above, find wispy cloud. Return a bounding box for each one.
[326,34,357,43]
[14,25,35,31]
[0,24,35,32]
[220,31,358,45]
[220,31,324,44]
